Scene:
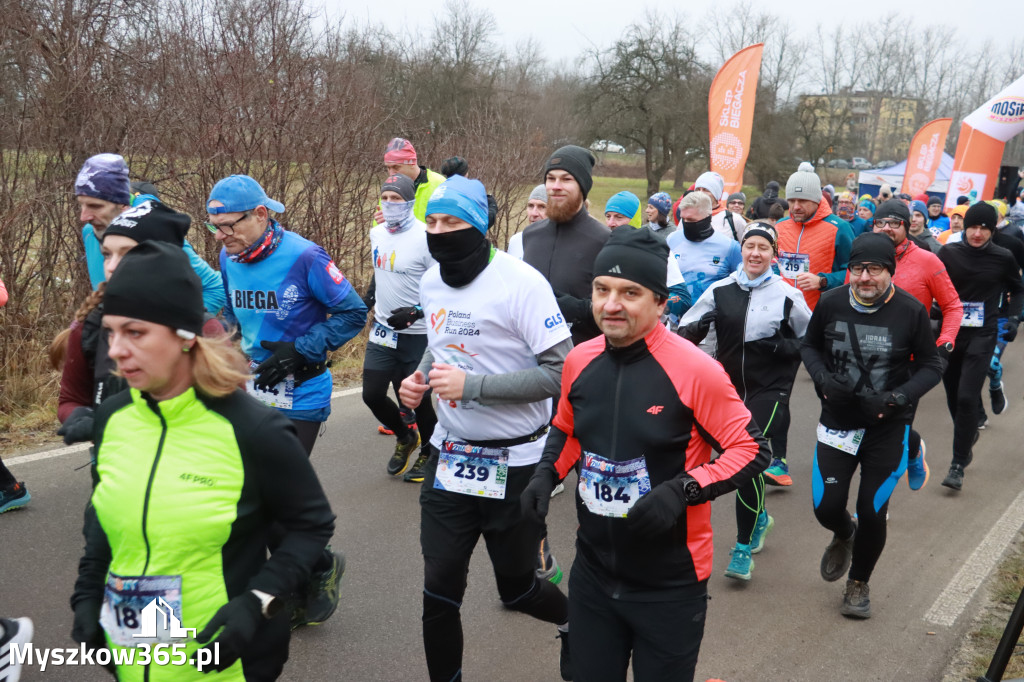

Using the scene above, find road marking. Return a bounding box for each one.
[923,487,1024,627]
[4,386,364,466]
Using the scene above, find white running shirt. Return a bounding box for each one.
[370,220,435,334]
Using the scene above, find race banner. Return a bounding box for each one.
[709,44,764,198]
[947,72,1024,209]
[900,118,951,196]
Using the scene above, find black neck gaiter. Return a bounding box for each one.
[683,215,714,241]
[427,228,491,287]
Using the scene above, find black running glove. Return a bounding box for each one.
[813,370,855,401]
[254,341,307,390]
[859,390,905,423]
[58,406,95,445]
[936,344,951,373]
[627,477,705,537]
[521,463,558,524]
[555,294,591,325]
[1003,316,1020,343]
[679,310,717,343]
[195,592,262,673]
[71,598,115,675]
[387,306,424,331]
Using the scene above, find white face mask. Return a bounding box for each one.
[381,199,415,232]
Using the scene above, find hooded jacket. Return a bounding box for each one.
[776,200,855,310]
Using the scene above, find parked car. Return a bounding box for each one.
[590,140,626,154]
[851,157,872,170]
[873,160,896,169]
[826,159,851,169]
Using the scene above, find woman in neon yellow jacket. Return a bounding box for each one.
[71,241,336,681]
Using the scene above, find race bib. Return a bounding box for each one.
[245,360,294,409]
[100,574,184,646]
[961,301,984,328]
[369,321,399,349]
[433,440,508,499]
[578,452,651,518]
[778,251,811,278]
[816,423,865,456]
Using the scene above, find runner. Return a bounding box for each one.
[507,184,548,259]
[0,616,32,680]
[379,137,446,223]
[644,191,675,238]
[695,171,746,240]
[927,196,950,236]
[207,174,366,626]
[909,200,942,253]
[521,226,769,681]
[70,241,335,681]
[802,232,943,618]
[775,167,854,318]
[937,203,1024,490]
[869,200,962,490]
[364,175,437,482]
[679,223,811,579]
[398,175,573,682]
[748,180,782,220]
[938,204,968,244]
[726,192,746,217]
[0,274,29,514]
[667,191,742,308]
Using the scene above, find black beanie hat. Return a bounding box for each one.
[104,241,204,336]
[102,200,190,247]
[440,156,469,178]
[592,226,669,298]
[849,232,897,275]
[874,199,911,226]
[381,174,416,201]
[545,145,596,199]
[964,202,998,230]
[130,181,159,199]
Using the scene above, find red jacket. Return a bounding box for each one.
[542,323,769,592]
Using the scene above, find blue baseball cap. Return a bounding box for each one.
[207,175,285,215]
[426,175,489,234]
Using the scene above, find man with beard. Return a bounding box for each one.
[399,175,573,681]
[937,203,1024,490]
[802,233,943,618]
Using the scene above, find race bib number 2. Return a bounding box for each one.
[961,301,984,328]
[578,452,651,518]
[434,440,509,499]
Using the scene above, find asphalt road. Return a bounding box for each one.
[4,351,1024,681]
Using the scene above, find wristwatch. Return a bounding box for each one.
[890,392,909,408]
[818,275,828,290]
[941,342,953,353]
[682,477,705,504]
[250,589,283,619]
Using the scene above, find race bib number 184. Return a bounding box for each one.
[578,452,651,518]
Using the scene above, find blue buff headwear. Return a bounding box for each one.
[426,175,489,234]
[605,191,641,219]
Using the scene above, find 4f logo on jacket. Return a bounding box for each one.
[647,405,664,415]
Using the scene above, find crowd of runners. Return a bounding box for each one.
[0,139,1023,682]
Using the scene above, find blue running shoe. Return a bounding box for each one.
[0,482,30,514]
[724,543,753,581]
[764,458,792,486]
[906,439,929,491]
[750,512,774,554]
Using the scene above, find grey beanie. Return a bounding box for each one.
[728,192,746,203]
[529,184,547,203]
[786,170,823,203]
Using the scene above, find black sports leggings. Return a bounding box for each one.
[0,457,16,488]
[942,332,996,466]
[734,393,790,543]
[812,421,910,582]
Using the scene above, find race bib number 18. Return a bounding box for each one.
[578,452,651,518]
[434,440,509,499]
[100,574,184,646]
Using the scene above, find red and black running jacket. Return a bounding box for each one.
[540,323,770,592]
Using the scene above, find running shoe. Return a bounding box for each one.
[724,543,753,581]
[403,451,430,483]
[387,430,420,476]
[550,482,565,498]
[840,579,871,619]
[991,381,1007,415]
[978,416,989,430]
[820,521,856,582]
[763,458,792,486]
[0,616,34,682]
[537,537,563,585]
[377,425,395,436]
[557,629,572,681]
[941,464,965,491]
[0,482,30,514]
[377,407,417,436]
[302,548,346,626]
[906,439,929,491]
[749,512,774,554]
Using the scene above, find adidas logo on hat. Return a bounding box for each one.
[609,265,622,273]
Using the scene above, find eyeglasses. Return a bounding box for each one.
[205,212,250,236]
[873,218,903,230]
[849,263,886,277]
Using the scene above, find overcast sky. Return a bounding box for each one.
[325,0,1008,72]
